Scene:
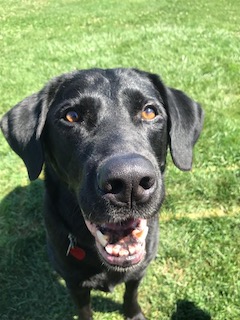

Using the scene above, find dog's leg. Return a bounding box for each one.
[68,285,93,320]
[123,279,146,320]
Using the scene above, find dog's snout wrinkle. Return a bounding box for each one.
[97,154,156,207]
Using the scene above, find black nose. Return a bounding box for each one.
[97,154,157,207]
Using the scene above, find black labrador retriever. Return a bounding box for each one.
[1,68,204,320]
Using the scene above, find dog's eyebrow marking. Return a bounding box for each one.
[120,89,163,118]
[59,95,101,110]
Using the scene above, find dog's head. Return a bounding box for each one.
[1,68,203,270]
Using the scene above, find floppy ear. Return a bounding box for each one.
[1,91,48,181]
[147,73,204,171]
[166,87,204,170]
[0,76,66,180]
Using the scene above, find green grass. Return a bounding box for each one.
[0,0,239,319]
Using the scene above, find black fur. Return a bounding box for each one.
[1,68,204,319]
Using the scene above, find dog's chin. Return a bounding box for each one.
[84,218,148,272]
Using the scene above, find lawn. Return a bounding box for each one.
[0,0,239,319]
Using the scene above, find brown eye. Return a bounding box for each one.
[65,110,80,123]
[141,106,157,121]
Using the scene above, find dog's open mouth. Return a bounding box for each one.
[85,218,148,268]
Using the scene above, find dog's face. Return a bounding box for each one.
[1,68,204,270]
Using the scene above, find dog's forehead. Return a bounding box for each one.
[58,69,156,100]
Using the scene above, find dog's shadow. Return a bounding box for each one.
[171,300,211,320]
[0,181,211,320]
[0,181,122,319]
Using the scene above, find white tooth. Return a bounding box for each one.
[135,243,142,252]
[112,244,121,256]
[128,245,136,255]
[119,248,129,257]
[138,219,147,230]
[105,244,113,255]
[96,230,109,247]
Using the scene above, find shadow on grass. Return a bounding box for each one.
[0,182,71,319]
[1,182,213,320]
[92,295,122,313]
[0,181,122,319]
[171,300,211,320]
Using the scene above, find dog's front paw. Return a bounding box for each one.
[125,312,147,320]
[77,306,93,320]
[78,312,93,320]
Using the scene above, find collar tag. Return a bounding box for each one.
[66,233,85,260]
[69,247,86,260]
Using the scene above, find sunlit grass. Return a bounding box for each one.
[0,0,239,319]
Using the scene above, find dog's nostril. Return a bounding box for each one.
[103,179,124,194]
[139,176,155,190]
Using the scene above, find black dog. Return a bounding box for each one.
[1,68,203,320]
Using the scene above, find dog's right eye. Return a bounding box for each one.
[141,105,158,121]
[65,110,80,123]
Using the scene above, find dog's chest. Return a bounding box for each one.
[80,270,128,292]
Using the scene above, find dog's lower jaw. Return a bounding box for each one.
[84,218,149,271]
[96,243,146,273]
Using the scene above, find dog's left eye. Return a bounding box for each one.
[141,105,158,121]
[65,110,80,123]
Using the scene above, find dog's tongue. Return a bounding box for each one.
[85,219,148,266]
